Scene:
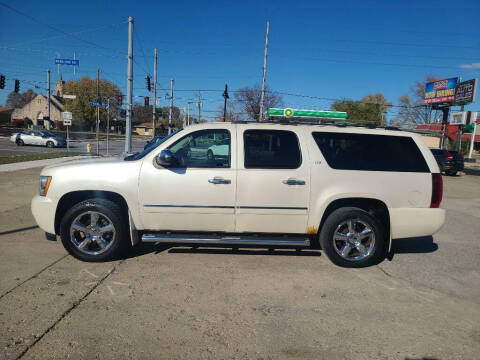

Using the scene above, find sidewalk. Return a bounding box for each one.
[0,156,86,173]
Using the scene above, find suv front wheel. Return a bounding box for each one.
[319,207,387,268]
[59,198,129,262]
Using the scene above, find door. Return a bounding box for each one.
[23,131,37,145]
[235,126,310,234]
[139,127,237,232]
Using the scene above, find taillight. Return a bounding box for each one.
[446,151,453,161]
[431,173,443,208]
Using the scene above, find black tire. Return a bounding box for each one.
[46,141,54,148]
[59,198,129,262]
[16,139,24,146]
[319,207,387,268]
[207,150,214,160]
[445,170,457,176]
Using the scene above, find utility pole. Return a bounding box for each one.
[168,78,174,134]
[258,20,269,122]
[46,69,51,130]
[440,107,449,149]
[222,84,229,122]
[152,48,157,139]
[125,16,134,154]
[106,98,110,156]
[456,105,465,153]
[197,91,202,124]
[183,106,187,127]
[96,69,100,155]
[187,101,194,126]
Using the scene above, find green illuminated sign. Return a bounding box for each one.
[268,108,347,119]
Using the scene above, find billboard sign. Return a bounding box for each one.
[424,77,458,104]
[454,79,477,105]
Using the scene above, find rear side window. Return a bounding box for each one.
[244,130,301,169]
[312,132,429,172]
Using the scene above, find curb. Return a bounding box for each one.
[464,167,480,176]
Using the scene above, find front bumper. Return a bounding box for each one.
[390,207,446,239]
[31,195,56,234]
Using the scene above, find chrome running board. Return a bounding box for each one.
[141,233,310,247]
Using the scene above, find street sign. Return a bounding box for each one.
[424,78,459,105]
[268,108,348,119]
[55,58,79,66]
[62,111,72,120]
[89,101,109,107]
[450,112,466,125]
[63,119,72,126]
[63,94,77,99]
[454,79,477,105]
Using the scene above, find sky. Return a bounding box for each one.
[0,0,479,122]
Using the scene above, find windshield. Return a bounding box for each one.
[124,129,182,161]
[41,131,55,137]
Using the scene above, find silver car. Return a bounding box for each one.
[10,130,66,148]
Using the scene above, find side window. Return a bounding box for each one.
[312,132,429,172]
[243,129,301,169]
[168,129,230,168]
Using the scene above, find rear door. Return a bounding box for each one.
[235,125,310,234]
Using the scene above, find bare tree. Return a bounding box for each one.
[233,85,283,121]
[392,75,443,127]
[6,89,37,108]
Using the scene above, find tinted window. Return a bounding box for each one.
[168,129,230,168]
[244,130,301,169]
[312,132,429,172]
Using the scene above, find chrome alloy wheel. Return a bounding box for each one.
[332,219,375,261]
[69,211,116,255]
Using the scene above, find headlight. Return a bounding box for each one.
[39,176,52,196]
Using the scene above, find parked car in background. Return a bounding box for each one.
[10,130,66,148]
[207,138,230,160]
[430,148,464,176]
[144,135,165,150]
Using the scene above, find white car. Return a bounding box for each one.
[10,130,66,148]
[207,138,230,160]
[31,122,445,267]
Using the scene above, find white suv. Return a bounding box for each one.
[31,122,445,267]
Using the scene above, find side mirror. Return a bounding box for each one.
[156,149,175,167]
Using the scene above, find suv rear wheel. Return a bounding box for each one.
[59,198,129,262]
[319,207,387,268]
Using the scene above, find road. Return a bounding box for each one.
[0,137,146,157]
[0,168,479,360]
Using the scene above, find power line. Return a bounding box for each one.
[0,2,122,53]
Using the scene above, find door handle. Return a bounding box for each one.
[282,179,306,185]
[208,177,231,184]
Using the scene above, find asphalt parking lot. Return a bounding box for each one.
[0,137,146,157]
[0,168,479,360]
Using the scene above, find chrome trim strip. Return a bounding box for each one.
[144,204,234,209]
[237,206,308,210]
[141,234,310,247]
[144,205,307,210]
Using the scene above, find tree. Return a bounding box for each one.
[214,104,240,122]
[233,85,283,121]
[392,75,443,127]
[63,77,122,129]
[6,89,37,108]
[331,97,386,126]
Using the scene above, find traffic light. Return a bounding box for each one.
[144,96,149,107]
[14,79,20,93]
[146,76,151,92]
[0,74,5,89]
[117,95,123,105]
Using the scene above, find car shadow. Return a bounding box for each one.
[123,243,321,259]
[387,236,438,261]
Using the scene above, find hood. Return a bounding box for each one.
[42,155,126,171]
